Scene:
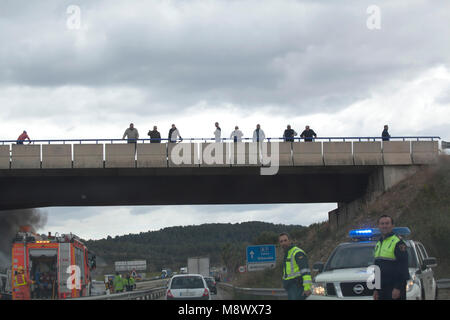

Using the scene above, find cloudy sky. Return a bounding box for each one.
[1,0,449,240]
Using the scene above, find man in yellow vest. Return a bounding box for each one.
[279,232,312,300]
[14,266,27,287]
[373,215,410,300]
[113,272,124,293]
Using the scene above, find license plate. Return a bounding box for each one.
[180,291,195,296]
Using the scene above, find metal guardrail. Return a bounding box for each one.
[0,136,441,145]
[218,283,287,298]
[437,279,450,289]
[70,286,166,300]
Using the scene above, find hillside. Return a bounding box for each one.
[86,221,307,273]
[233,155,450,287]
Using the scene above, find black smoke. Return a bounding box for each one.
[0,209,47,268]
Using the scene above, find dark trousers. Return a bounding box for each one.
[379,285,407,300]
[283,279,306,300]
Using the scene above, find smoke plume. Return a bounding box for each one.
[0,208,48,268]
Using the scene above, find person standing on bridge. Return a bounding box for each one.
[123,123,139,144]
[148,126,161,143]
[214,122,221,142]
[300,125,317,142]
[382,125,391,141]
[283,125,297,142]
[252,124,265,143]
[279,232,312,300]
[373,215,409,300]
[17,130,31,144]
[168,124,183,143]
[230,126,243,142]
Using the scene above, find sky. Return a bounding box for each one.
[1,0,449,240]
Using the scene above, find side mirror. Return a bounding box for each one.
[313,262,324,273]
[423,257,437,269]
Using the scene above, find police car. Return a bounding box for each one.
[309,227,438,300]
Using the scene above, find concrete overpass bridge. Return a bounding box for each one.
[0,137,440,227]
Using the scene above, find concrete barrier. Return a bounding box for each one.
[411,141,438,164]
[42,144,72,168]
[105,144,136,168]
[137,144,167,168]
[292,142,323,166]
[11,144,41,169]
[0,145,10,169]
[168,143,199,167]
[353,141,383,165]
[74,144,104,168]
[268,142,292,166]
[323,142,353,165]
[229,143,261,166]
[200,143,228,167]
[382,141,412,165]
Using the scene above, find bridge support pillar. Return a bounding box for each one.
[329,165,420,230]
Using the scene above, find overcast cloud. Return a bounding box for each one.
[0,0,449,239]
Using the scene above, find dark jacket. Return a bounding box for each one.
[283,129,297,142]
[374,233,410,290]
[300,129,317,142]
[148,130,161,143]
[382,129,390,141]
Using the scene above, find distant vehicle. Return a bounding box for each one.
[166,274,211,300]
[161,269,173,279]
[310,227,438,300]
[90,280,106,296]
[180,267,188,274]
[187,257,210,278]
[203,276,217,295]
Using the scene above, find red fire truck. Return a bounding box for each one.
[11,226,96,300]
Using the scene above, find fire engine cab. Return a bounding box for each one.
[11,226,96,300]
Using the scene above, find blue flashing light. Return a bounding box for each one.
[349,228,380,239]
[349,227,411,240]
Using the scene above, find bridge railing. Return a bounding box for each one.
[0,136,441,170]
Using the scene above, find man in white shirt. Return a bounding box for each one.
[168,124,183,143]
[252,124,265,143]
[214,122,221,143]
[230,126,244,142]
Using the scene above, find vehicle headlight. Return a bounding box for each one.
[406,275,419,292]
[311,283,326,296]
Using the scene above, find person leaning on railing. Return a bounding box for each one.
[17,130,31,144]
[300,125,317,142]
[123,123,139,143]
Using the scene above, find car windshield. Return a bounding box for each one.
[170,276,205,289]
[205,278,214,284]
[324,242,417,271]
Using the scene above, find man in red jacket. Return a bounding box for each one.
[17,130,31,144]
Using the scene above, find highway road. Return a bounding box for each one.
[135,279,232,300]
